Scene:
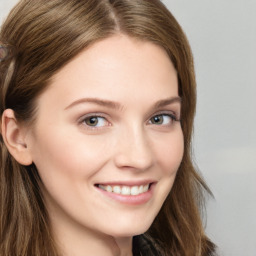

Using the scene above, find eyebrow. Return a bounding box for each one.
[152,97,181,109]
[65,98,122,110]
[64,96,181,110]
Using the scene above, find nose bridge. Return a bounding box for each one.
[114,123,154,170]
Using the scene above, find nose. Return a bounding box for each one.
[113,126,154,171]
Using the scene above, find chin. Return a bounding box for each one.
[104,218,153,238]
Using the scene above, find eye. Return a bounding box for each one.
[149,114,177,125]
[82,116,109,128]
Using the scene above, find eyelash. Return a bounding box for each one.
[148,112,179,125]
[79,112,179,130]
[79,113,110,129]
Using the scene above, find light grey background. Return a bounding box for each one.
[162,1,256,256]
[1,1,256,255]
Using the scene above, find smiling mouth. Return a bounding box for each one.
[96,184,151,196]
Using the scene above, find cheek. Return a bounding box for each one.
[29,129,113,217]
[153,129,184,203]
[155,130,184,176]
[30,128,110,184]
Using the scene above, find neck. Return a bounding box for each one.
[116,237,133,256]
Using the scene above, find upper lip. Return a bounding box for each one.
[95,180,156,186]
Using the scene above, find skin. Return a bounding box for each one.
[2,35,184,256]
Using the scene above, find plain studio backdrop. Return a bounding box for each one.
[1,1,256,255]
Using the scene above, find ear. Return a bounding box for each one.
[1,109,33,166]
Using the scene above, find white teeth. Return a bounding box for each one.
[139,185,144,194]
[143,184,149,193]
[122,186,130,195]
[98,184,150,195]
[113,186,121,194]
[98,185,105,190]
[130,186,139,195]
[106,185,112,193]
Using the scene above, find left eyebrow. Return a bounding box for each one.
[152,96,182,109]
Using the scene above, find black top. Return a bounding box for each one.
[133,234,218,256]
[132,235,162,256]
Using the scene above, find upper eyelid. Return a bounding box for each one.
[78,112,110,123]
[148,110,180,120]
[152,110,177,116]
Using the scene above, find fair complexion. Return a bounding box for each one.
[2,35,183,256]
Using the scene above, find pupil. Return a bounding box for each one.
[87,117,98,126]
[153,116,163,124]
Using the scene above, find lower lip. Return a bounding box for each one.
[95,183,155,205]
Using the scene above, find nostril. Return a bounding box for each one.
[113,149,154,171]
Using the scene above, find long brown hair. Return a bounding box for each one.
[0,0,216,255]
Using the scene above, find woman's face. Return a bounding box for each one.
[27,35,183,238]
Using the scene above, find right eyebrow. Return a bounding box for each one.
[64,97,123,111]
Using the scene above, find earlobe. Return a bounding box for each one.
[1,109,33,166]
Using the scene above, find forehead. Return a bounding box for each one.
[38,35,178,109]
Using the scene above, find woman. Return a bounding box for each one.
[0,0,216,255]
